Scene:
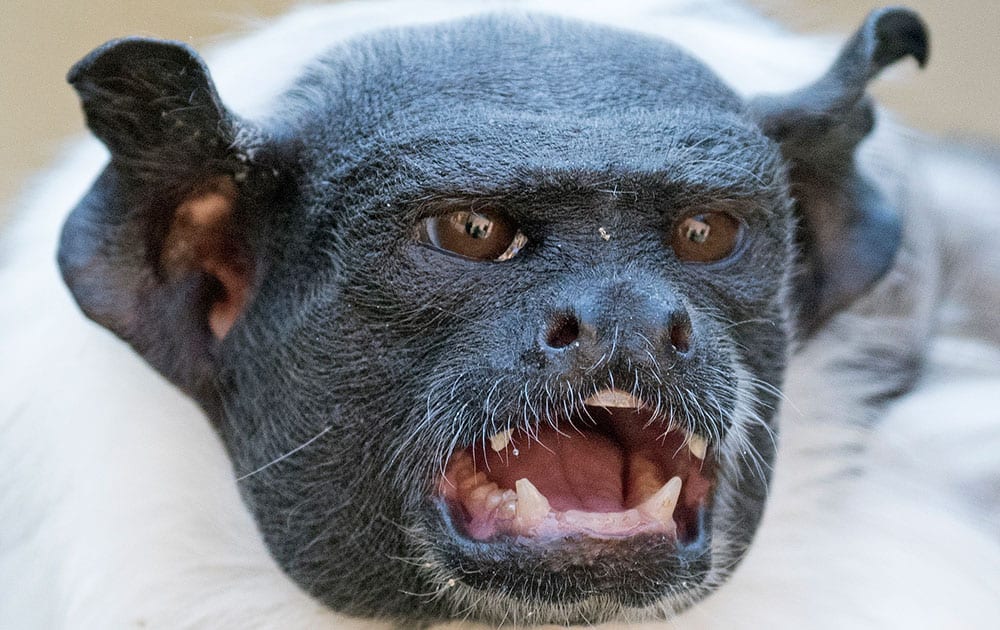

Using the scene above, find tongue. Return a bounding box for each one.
[483,428,625,512]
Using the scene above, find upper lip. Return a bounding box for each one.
[438,387,716,543]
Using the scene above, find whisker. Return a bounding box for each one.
[236,425,332,482]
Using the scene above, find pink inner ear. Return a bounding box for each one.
[163,178,251,339]
[205,259,250,339]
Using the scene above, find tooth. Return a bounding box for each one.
[638,476,682,523]
[484,488,505,510]
[489,429,513,453]
[688,434,708,460]
[451,453,474,476]
[496,490,517,520]
[470,482,500,508]
[514,478,551,527]
[458,472,485,492]
[584,388,643,409]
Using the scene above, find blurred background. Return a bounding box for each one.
[2,0,998,211]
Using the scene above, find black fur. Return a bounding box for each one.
[750,7,929,331]
[60,9,927,626]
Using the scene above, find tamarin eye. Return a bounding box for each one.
[671,212,744,263]
[418,210,527,261]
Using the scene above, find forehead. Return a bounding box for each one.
[280,13,776,200]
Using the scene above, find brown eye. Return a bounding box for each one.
[671,212,743,263]
[418,209,526,261]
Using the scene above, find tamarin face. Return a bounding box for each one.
[61,8,926,626]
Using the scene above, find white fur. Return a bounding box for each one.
[2,2,998,628]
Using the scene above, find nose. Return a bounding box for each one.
[542,281,693,364]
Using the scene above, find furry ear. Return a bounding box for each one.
[749,7,929,332]
[59,38,277,402]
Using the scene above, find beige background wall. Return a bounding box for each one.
[2,1,998,210]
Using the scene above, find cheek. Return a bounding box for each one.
[681,231,794,323]
[366,242,544,342]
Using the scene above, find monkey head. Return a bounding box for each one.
[59,7,926,626]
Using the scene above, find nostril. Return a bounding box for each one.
[668,316,692,355]
[545,313,580,349]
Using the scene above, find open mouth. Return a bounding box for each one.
[439,388,717,544]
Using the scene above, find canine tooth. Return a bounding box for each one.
[489,429,513,452]
[638,476,682,523]
[584,388,643,409]
[514,478,551,527]
[688,434,708,460]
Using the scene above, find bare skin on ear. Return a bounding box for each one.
[161,177,250,338]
